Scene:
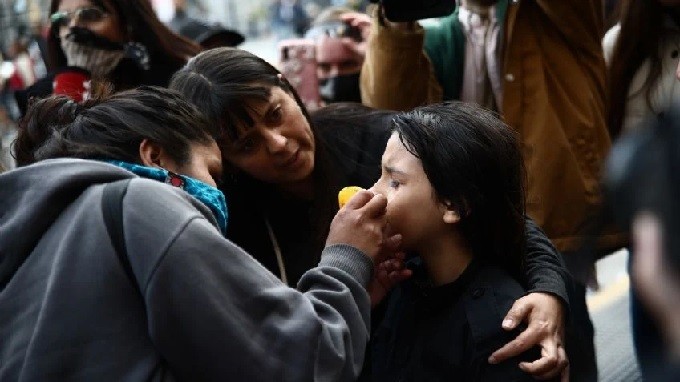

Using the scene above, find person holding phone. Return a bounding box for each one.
[279,6,372,108]
[305,7,372,104]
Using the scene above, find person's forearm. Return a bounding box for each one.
[360,8,442,111]
[523,217,570,307]
[147,220,373,381]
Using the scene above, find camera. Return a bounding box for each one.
[369,0,457,22]
[603,108,680,271]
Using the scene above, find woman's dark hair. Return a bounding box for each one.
[14,86,215,167]
[392,102,527,280]
[170,47,341,259]
[608,0,675,138]
[170,47,314,142]
[47,0,200,87]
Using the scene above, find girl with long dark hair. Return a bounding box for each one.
[367,102,534,381]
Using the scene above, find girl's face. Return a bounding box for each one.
[221,86,316,186]
[55,0,125,43]
[371,133,454,251]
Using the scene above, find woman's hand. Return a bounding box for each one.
[489,292,569,381]
[368,252,412,307]
[327,190,389,261]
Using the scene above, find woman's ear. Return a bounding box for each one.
[139,138,164,169]
[443,209,461,224]
[441,201,461,224]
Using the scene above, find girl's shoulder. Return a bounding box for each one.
[460,265,526,347]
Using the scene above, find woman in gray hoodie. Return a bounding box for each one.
[0,86,397,381]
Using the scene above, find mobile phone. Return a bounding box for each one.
[278,39,322,111]
[370,0,457,22]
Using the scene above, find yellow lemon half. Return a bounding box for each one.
[338,186,364,208]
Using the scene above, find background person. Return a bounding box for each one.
[15,0,200,115]
[604,0,680,376]
[304,6,371,104]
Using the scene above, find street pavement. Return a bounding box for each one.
[590,250,642,382]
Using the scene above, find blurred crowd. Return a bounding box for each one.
[1,0,680,381]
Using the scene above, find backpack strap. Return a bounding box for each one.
[101,179,139,294]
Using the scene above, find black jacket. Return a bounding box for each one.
[367,259,543,382]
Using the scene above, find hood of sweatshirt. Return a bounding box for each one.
[0,158,135,289]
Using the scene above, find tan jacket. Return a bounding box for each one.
[361,0,625,254]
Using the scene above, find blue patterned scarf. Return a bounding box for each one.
[105,161,228,234]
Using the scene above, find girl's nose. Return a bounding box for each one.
[368,182,382,196]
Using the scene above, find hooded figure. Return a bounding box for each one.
[0,87,381,381]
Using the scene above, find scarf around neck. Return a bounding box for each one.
[105,160,228,234]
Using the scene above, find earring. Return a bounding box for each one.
[165,171,185,188]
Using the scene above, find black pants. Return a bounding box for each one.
[564,281,598,382]
[627,251,667,381]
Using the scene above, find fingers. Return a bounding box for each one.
[375,259,412,289]
[340,37,367,58]
[382,234,403,253]
[560,362,570,382]
[501,296,533,330]
[339,12,372,28]
[360,192,388,218]
[518,339,567,379]
[343,189,374,210]
[489,325,543,364]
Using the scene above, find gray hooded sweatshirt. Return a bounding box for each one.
[0,159,373,381]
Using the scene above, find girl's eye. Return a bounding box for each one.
[389,179,400,189]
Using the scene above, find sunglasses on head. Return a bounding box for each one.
[50,7,108,28]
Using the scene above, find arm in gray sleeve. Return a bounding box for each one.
[144,216,373,382]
